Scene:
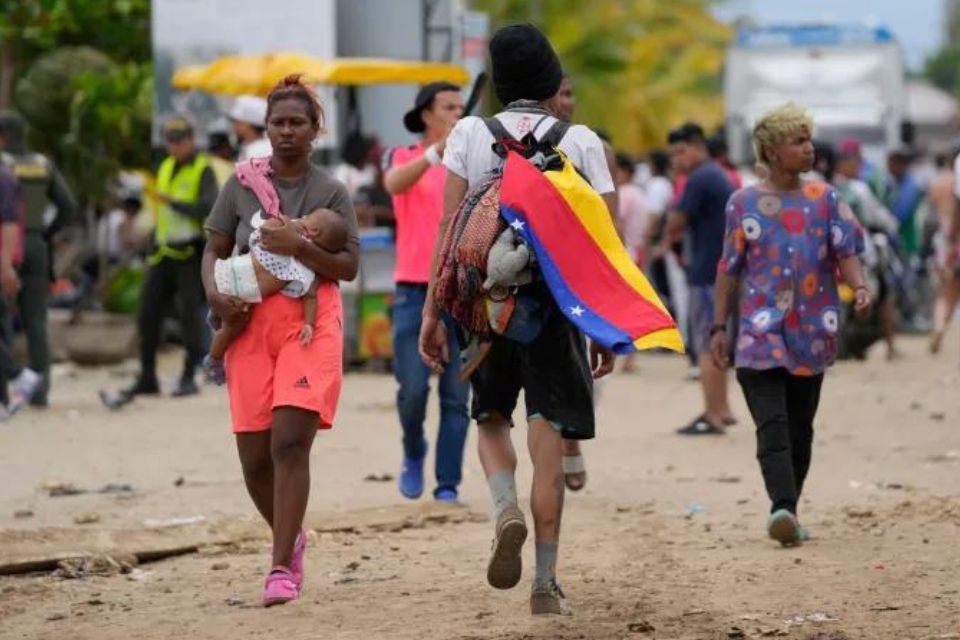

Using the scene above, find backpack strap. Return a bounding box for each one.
[482,116,514,142]
[539,120,571,148]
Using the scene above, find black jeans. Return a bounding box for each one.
[138,252,205,382]
[736,368,824,516]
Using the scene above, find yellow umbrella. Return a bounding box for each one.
[172,53,470,95]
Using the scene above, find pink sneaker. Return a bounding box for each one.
[290,530,307,592]
[262,567,298,607]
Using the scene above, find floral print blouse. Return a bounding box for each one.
[718,181,864,375]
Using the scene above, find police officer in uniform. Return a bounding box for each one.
[127,117,218,398]
[0,111,76,408]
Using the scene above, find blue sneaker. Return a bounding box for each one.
[434,487,458,503]
[399,456,424,499]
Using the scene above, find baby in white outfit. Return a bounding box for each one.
[206,208,347,383]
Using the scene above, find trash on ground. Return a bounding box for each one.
[785,612,838,625]
[143,515,206,528]
[98,483,134,494]
[627,620,655,633]
[73,512,101,525]
[43,482,87,497]
[53,554,136,579]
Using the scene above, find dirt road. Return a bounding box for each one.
[1,334,958,639]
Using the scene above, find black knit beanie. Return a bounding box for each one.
[489,23,563,105]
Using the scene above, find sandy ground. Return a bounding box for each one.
[0,332,959,640]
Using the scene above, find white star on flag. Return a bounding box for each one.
[510,219,525,232]
[570,305,585,317]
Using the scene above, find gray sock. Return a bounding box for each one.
[487,469,518,521]
[534,541,558,588]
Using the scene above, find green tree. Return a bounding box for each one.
[923,45,960,95]
[475,0,731,153]
[1,0,152,224]
[14,46,114,160]
[63,62,154,206]
[0,0,150,108]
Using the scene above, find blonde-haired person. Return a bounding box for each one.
[710,103,872,546]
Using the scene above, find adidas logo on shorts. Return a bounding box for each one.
[294,376,310,389]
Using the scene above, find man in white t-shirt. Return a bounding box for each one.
[419,23,616,617]
[230,96,272,162]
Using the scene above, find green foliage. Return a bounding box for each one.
[0,0,149,65]
[63,62,153,204]
[474,0,731,153]
[14,46,114,158]
[1,1,152,208]
[923,45,960,95]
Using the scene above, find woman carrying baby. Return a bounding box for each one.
[202,75,359,606]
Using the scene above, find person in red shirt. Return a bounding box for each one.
[708,133,743,190]
[383,82,469,502]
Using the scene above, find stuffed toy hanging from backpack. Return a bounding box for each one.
[498,150,685,355]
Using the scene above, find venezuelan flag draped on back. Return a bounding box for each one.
[499,151,685,355]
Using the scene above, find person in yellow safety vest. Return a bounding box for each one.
[0,110,76,409]
[125,117,219,399]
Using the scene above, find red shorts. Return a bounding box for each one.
[224,282,343,433]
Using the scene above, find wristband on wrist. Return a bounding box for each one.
[424,144,442,166]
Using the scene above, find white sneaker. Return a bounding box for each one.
[686,366,701,381]
[8,369,42,414]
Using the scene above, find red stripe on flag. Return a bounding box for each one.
[500,154,675,336]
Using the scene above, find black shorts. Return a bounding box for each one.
[469,284,595,440]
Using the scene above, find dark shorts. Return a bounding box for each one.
[469,285,595,440]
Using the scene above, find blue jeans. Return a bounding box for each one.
[392,284,470,493]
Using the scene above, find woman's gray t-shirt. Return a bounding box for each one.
[205,164,359,253]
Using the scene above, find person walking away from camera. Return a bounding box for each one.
[665,123,736,435]
[543,74,597,492]
[382,82,470,503]
[879,148,925,332]
[833,140,900,360]
[708,133,743,190]
[0,110,76,408]
[880,148,922,259]
[126,118,218,398]
[203,76,359,607]
[0,163,28,417]
[231,96,272,162]
[614,152,653,373]
[711,104,870,546]
[644,150,676,309]
[420,24,617,615]
[929,151,960,353]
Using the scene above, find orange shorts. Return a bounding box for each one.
[224,282,343,433]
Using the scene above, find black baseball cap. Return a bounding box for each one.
[163,117,194,142]
[403,82,461,134]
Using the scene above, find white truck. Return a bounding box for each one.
[724,24,905,166]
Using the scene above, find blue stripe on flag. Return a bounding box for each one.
[500,205,637,354]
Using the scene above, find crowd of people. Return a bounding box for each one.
[0,18,957,621]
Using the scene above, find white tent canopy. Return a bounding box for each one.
[906,79,958,126]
